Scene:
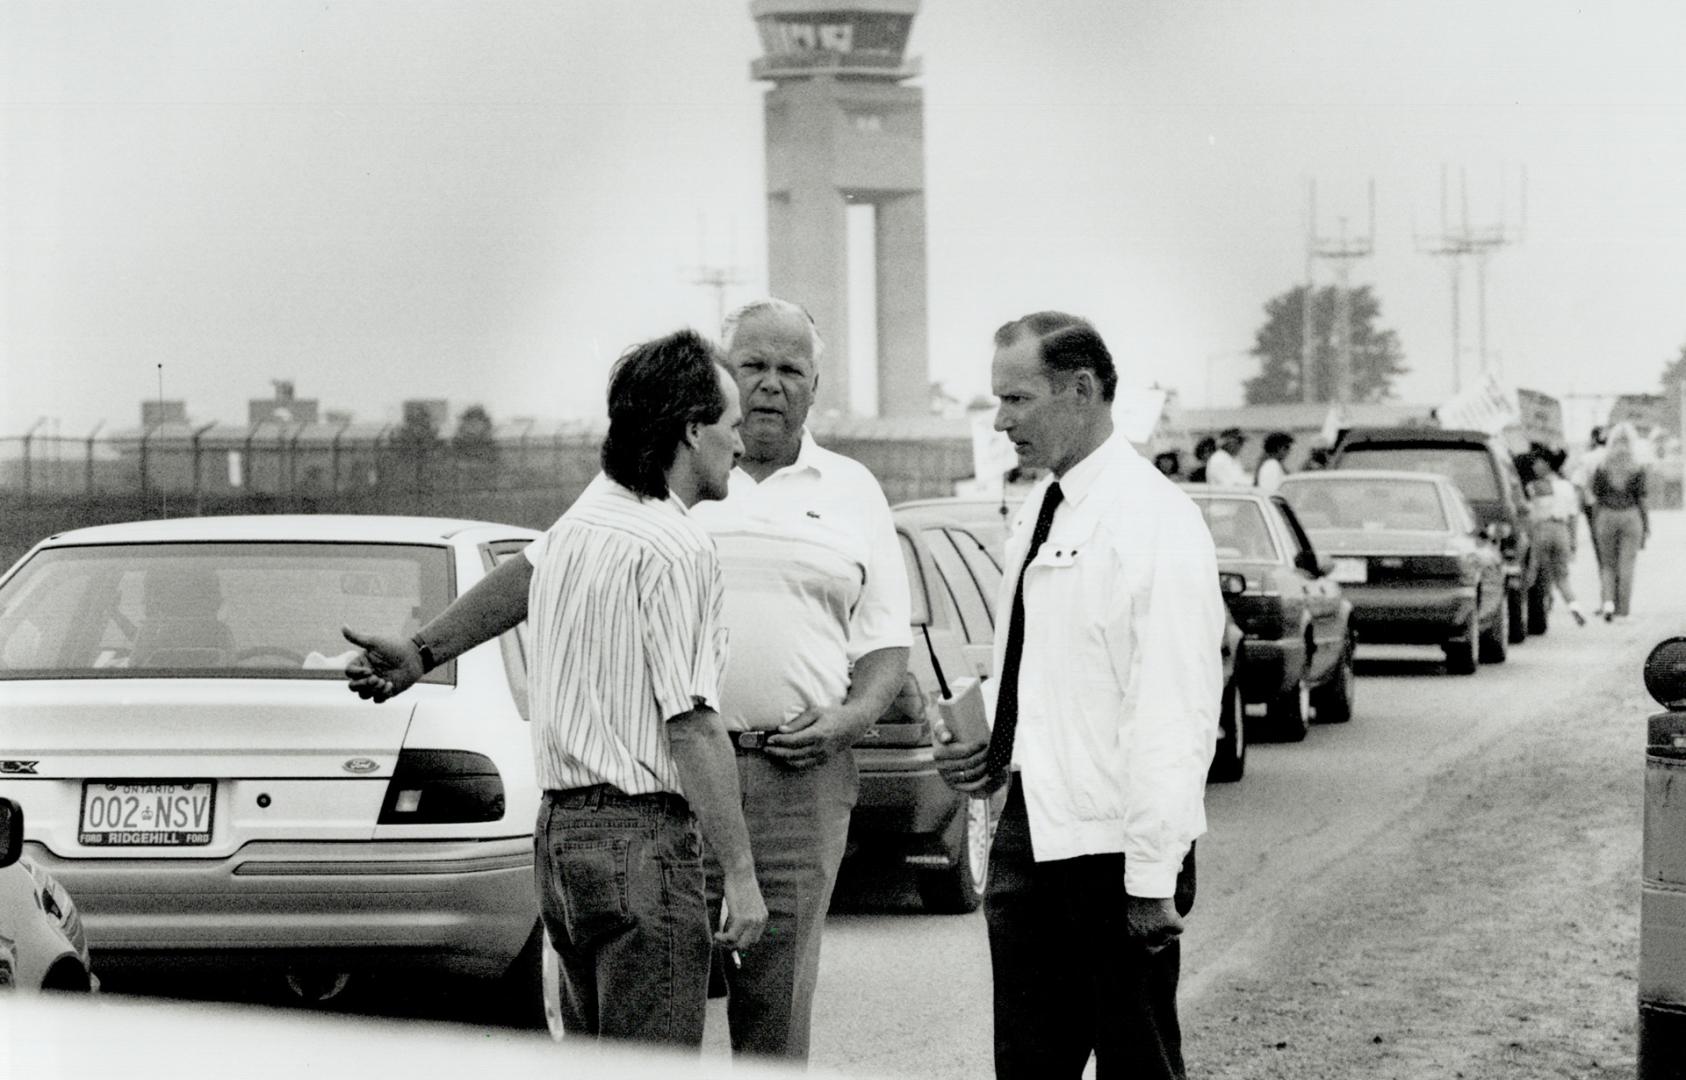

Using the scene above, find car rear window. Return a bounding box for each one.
[1193,498,1278,561]
[1334,446,1501,501]
[0,542,454,681]
[1280,478,1449,532]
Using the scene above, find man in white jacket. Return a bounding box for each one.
[935,311,1223,1080]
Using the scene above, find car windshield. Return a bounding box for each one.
[1194,499,1278,561]
[0,542,453,681]
[1334,446,1501,500]
[1280,478,1449,532]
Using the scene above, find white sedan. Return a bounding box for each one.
[0,515,544,1011]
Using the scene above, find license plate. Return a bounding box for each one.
[1329,558,1368,584]
[80,781,215,847]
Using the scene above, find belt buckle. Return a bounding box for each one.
[735,730,769,751]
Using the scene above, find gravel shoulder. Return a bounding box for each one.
[1181,632,1651,1079]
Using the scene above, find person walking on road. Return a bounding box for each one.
[1526,449,1589,626]
[1570,425,1609,570]
[1204,427,1251,486]
[1589,422,1649,621]
[935,311,1223,1079]
[1253,431,1294,493]
[345,330,766,1047]
[342,300,909,1063]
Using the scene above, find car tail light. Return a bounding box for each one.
[378,750,505,824]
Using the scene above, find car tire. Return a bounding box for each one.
[918,796,994,914]
[1209,675,1247,781]
[1310,635,1356,724]
[1266,679,1311,742]
[493,921,549,1031]
[1527,575,1550,635]
[1506,585,1528,644]
[1479,590,1510,664]
[1445,601,1480,675]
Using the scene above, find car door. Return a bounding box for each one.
[1272,496,1345,683]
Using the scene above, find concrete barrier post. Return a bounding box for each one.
[1642,639,1686,1077]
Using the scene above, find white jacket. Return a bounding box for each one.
[986,435,1224,898]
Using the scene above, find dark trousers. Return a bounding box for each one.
[704,748,857,1059]
[984,777,1186,1080]
[535,785,710,1047]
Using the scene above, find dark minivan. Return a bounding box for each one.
[1329,426,1547,640]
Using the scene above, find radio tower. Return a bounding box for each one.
[1419,165,1526,391]
[684,214,749,331]
[1306,179,1377,405]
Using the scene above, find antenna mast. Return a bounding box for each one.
[1308,179,1376,405]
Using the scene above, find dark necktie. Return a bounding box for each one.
[987,481,1064,779]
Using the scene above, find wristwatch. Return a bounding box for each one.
[410,633,438,674]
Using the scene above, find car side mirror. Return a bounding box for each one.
[0,798,22,870]
[1294,551,1326,577]
[1483,522,1512,542]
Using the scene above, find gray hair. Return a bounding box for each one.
[720,297,826,361]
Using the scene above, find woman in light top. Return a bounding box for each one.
[1588,423,1649,621]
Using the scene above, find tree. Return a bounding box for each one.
[1243,283,1408,405]
[452,404,500,489]
[391,401,444,490]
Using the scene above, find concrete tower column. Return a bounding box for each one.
[751,0,930,418]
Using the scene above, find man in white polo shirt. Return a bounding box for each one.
[692,298,911,1060]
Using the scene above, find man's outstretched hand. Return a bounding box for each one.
[342,626,423,703]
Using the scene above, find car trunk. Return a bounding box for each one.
[1307,529,1465,585]
[0,679,413,858]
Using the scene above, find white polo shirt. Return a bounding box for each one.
[689,431,912,732]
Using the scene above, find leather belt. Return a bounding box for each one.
[732,730,777,754]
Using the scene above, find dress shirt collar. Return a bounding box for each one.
[1051,430,1130,509]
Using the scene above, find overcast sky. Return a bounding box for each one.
[5,0,1685,437]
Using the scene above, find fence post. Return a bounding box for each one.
[190,421,216,516]
[84,421,103,495]
[330,418,351,495]
[21,418,44,502]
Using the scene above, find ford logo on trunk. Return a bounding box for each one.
[342,758,380,774]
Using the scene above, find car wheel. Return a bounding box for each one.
[1479,590,1510,664]
[1266,679,1311,742]
[1527,575,1550,635]
[1506,585,1528,644]
[917,796,993,914]
[1445,600,1480,675]
[1209,675,1247,781]
[1310,635,1356,724]
[491,921,549,1031]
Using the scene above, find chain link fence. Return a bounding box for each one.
[0,427,976,570]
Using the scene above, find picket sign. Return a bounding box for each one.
[1437,373,1520,435]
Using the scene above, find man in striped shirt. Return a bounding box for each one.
[346,330,766,1047]
[345,302,910,1060]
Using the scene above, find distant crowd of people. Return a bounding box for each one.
[1150,428,1320,494]
[1523,422,1651,625]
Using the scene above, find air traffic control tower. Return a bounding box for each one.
[750,1,929,418]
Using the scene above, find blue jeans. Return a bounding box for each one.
[535,786,710,1047]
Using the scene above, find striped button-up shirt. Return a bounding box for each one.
[524,477,729,795]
